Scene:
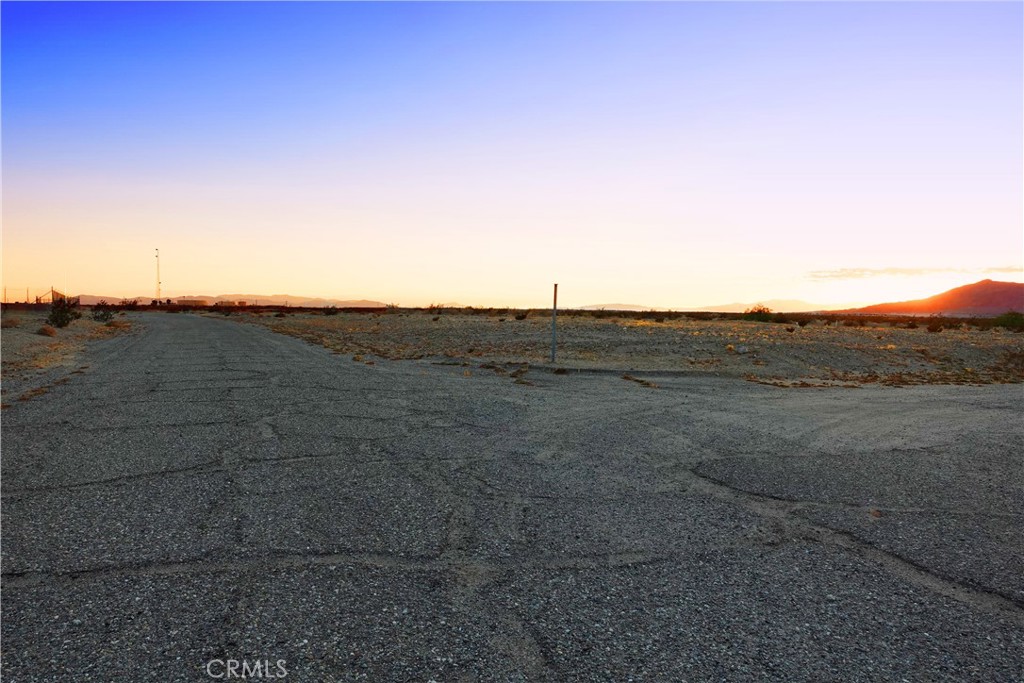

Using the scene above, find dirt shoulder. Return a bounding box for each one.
[222,309,1024,387]
[1,309,135,404]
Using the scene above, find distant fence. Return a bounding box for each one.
[2,287,80,305]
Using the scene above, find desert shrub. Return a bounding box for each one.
[771,312,790,324]
[37,324,57,337]
[514,312,528,321]
[1,317,21,328]
[323,306,339,316]
[993,311,1024,332]
[906,321,919,329]
[741,304,773,322]
[274,312,286,318]
[797,319,811,327]
[842,319,859,327]
[91,300,114,322]
[106,319,131,329]
[47,299,82,328]
[926,320,943,333]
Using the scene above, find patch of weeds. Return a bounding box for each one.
[1,317,21,329]
[37,325,58,337]
[480,363,509,376]
[622,374,658,388]
[19,386,49,401]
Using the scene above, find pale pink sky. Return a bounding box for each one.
[3,2,1021,308]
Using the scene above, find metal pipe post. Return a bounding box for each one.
[550,283,558,363]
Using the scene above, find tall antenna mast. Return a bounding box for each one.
[155,248,161,301]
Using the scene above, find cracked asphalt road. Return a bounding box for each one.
[2,312,1022,682]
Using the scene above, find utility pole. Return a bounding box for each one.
[155,249,161,301]
[550,283,558,363]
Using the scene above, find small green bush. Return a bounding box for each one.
[91,300,114,323]
[993,311,1024,332]
[741,304,773,322]
[47,299,82,328]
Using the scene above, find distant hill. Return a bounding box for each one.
[577,303,653,311]
[840,279,1024,316]
[695,299,831,313]
[577,299,835,313]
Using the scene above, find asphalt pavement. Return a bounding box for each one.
[2,312,1022,682]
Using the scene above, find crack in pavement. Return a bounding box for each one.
[680,467,1024,624]
[0,549,669,590]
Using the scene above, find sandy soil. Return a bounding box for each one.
[0,309,133,403]
[225,310,1024,387]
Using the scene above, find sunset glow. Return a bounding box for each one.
[2,2,1021,309]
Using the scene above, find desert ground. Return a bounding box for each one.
[233,308,1024,386]
[1,310,1022,681]
[1,308,133,405]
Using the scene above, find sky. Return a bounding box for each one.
[2,1,1022,309]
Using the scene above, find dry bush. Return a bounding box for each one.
[105,320,131,329]
[37,325,58,337]
[1,317,21,329]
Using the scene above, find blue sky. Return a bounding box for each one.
[3,1,1021,307]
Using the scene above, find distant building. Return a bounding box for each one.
[214,301,236,307]
[176,298,209,306]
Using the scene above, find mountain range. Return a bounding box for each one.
[72,279,1023,316]
[838,279,1023,316]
